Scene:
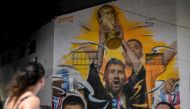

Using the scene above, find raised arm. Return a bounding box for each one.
[163,40,177,66]
[93,25,105,72]
[121,40,142,73]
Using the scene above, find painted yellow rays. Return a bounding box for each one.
[63,5,178,80]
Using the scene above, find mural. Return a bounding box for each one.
[53,1,179,109]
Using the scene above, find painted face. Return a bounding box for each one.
[156,104,170,109]
[127,40,143,59]
[106,64,126,95]
[63,105,83,109]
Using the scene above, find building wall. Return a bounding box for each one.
[0,0,189,109]
[176,0,190,108]
[35,21,54,107]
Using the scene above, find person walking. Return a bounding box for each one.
[4,62,45,109]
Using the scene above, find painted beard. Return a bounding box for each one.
[108,78,124,96]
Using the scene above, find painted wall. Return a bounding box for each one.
[53,0,180,109]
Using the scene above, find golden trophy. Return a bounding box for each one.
[104,30,121,49]
[98,5,122,49]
